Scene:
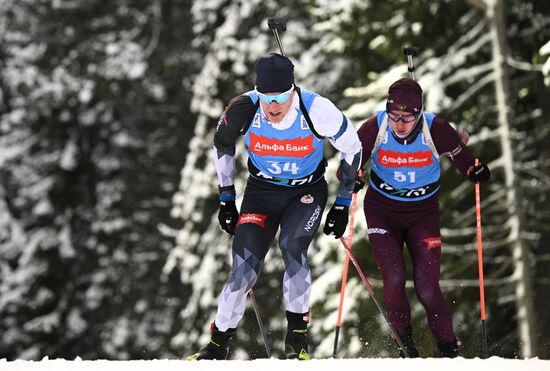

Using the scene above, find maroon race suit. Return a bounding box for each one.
[357,113,476,343]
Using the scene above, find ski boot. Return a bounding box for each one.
[186,323,236,361]
[284,311,312,360]
[396,327,420,358]
[437,338,460,358]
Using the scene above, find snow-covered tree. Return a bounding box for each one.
[0,0,191,360]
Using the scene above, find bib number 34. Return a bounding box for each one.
[267,161,299,175]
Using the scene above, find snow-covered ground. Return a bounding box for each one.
[1,357,550,371]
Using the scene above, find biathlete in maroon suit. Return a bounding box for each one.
[356,78,490,358]
[187,53,362,361]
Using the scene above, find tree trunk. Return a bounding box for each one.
[487,0,538,358]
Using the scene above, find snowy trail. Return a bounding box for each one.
[2,358,550,371]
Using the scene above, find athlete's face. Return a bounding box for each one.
[388,110,418,137]
[258,88,295,123]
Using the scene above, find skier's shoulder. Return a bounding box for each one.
[358,115,379,135]
[308,93,341,116]
[304,91,347,137]
[427,114,459,143]
[222,93,258,132]
[427,114,448,128]
[225,93,258,127]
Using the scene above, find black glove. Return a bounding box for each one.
[323,203,349,239]
[467,163,490,183]
[353,177,365,193]
[218,200,239,235]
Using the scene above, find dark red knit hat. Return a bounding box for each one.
[386,78,423,114]
[255,53,294,93]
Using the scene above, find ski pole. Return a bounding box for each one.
[249,289,272,358]
[339,237,410,357]
[333,171,362,358]
[333,253,350,358]
[474,158,488,358]
[403,47,419,80]
[268,18,287,56]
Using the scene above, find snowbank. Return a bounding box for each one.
[1,357,550,371]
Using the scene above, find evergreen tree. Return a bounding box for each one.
[0,0,192,360]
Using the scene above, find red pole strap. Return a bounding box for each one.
[336,254,350,326]
[335,170,362,327]
[474,158,486,321]
[333,170,362,358]
[474,158,489,358]
[335,192,358,327]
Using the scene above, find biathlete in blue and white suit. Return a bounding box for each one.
[187,53,362,361]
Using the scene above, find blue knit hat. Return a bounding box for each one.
[255,53,294,93]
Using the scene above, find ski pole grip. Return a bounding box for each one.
[267,18,287,56]
[403,47,419,80]
[403,47,419,56]
[268,18,286,32]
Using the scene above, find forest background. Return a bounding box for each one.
[1,0,550,361]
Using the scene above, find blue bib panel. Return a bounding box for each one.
[370,111,440,201]
[244,90,324,186]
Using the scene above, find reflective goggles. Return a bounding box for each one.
[387,111,417,123]
[255,85,294,104]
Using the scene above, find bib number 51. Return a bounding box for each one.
[394,171,416,183]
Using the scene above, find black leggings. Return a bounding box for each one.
[214,178,327,331]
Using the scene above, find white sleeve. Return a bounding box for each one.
[308,97,361,153]
[308,96,345,138]
[308,96,362,201]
